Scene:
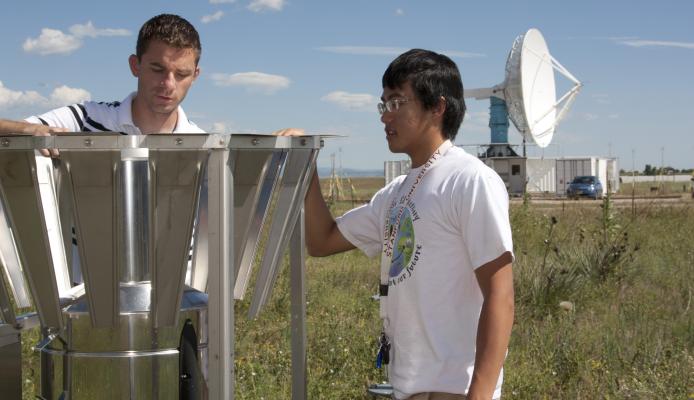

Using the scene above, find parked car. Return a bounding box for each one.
[566,175,603,199]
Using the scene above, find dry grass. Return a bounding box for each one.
[15,177,694,399]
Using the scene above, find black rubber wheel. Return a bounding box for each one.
[179,320,202,400]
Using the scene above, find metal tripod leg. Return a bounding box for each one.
[290,208,307,400]
[206,148,234,399]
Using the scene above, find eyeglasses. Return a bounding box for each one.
[377,97,409,115]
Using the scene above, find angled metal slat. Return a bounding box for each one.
[150,149,208,328]
[0,269,17,325]
[188,170,209,292]
[233,150,285,300]
[0,150,63,329]
[248,148,317,318]
[0,197,31,309]
[61,150,120,328]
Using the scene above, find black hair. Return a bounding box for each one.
[382,49,466,140]
[136,14,201,64]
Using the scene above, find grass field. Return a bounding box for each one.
[16,177,694,399]
[617,180,693,197]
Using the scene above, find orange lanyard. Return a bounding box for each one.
[381,141,451,258]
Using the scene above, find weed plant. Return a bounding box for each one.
[507,196,693,399]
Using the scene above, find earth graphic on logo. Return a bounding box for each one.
[388,205,415,277]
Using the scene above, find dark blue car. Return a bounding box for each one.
[566,175,603,199]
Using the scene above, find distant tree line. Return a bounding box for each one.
[620,165,694,176]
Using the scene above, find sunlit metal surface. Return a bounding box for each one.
[149,149,207,328]
[0,197,31,309]
[0,133,324,400]
[0,150,64,329]
[233,150,285,300]
[248,147,318,318]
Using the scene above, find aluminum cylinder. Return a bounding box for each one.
[39,287,208,400]
[120,153,151,283]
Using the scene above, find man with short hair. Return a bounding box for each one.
[303,49,515,400]
[0,14,204,148]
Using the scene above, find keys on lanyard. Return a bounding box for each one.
[375,332,391,369]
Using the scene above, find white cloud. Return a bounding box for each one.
[395,8,405,16]
[202,11,225,23]
[440,50,485,58]
[584,113,599,121]
[613,38,694,49]
[608,36,637,41]
[248,0,285,12]
[318,46,406,56]
[608,113,619,119]
[49,85,91,105]
[316,46,484,58]
[321,91,377,112]
[210,72,291,94]
[23,28,82,55]
[210,0,235,3]
[69,21,131,38]
[0,81,91,110]
[210,122,228,132]
[23,22,131,56]
[0,81,46,109]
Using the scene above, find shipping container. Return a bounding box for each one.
[556,157,618,195]
[526,158,556,193]
[606,158,620,192]
[384,160,411,185]
[556,157,596,195]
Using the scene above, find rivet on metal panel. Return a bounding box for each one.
[176,138,184,146]
[84,138,93,147]
[1,138,10,147]
[252,138,260,146]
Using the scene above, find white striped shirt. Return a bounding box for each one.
[26,92,205,134]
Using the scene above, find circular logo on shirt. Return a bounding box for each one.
[387,205,415,277]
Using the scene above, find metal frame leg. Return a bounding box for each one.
[290,208,307,400]
[206,149,234,399]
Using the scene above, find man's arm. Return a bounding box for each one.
[272,128,355,257]
[304,171,355,257]
[467,251,514,400]
[0,119,63,135]
[0,119,68,157]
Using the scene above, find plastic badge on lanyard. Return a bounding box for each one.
[375,332,391,368]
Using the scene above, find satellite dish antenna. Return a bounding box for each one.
[464,28,582,156]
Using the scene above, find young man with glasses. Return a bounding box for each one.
[303,49,514,400]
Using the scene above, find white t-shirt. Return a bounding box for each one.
[336,141,513,400]
[25,92,204,134]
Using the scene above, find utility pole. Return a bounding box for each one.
[631,148,635,217]
[659,146,664,194]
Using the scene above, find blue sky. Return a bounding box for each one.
[1,0,692,172]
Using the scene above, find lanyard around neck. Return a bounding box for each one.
[381,140,452,258]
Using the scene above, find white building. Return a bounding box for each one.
[385,155,620,196]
